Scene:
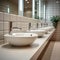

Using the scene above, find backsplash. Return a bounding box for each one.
[0,12,41,40]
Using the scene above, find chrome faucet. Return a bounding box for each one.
[9,21,12,33]
[29,23,31,30]
[37,23,39,29]
[12,27,22,30]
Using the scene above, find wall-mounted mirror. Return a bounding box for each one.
[0,0,18,14]
[0,0,45,20]
[35,0,39,19]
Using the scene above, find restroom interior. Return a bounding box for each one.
[0,0,60,60]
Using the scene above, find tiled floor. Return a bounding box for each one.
[41,41,60,60]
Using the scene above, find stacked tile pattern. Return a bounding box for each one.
[0,12,41,40]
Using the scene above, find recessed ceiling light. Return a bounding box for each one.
[27,1,29,3]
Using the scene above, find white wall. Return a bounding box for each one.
[46,0,60,22]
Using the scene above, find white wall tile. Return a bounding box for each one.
[0,12,3,21]
[0,31,3,40]
[4,13,10,21]
[10,14,17,21]
[0,12,41,40]
[0,22,9,30]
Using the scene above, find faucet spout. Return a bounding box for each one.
[9,21,12,33]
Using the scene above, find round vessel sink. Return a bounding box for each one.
[27,30,45,37]
[39,26,54,33]
[46,26,54,31]
[4,33,38,46]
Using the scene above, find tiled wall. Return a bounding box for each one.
[0,12,41,40]
[46,0,60,21]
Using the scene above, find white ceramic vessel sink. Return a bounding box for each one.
[11,29,21,33]
[39,26,54,33]
[4,33,38,46]
[46,26,54,31]
[27,30,45,37]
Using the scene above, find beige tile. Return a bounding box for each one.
[12,22,28,28]
[0,12,3,21]
[21,27,27,32]
[0,31,3,40]
[12,22,29,31]
[10,14,17,21]
[38,23,41,28]
[16,15,23,21]
[0,30,9,40]
[4,30,9,34]
[4,13,10,21]
[0,22,9,30]
[4,22,9,30]
[0,12,41,32]
[0,22,4,30]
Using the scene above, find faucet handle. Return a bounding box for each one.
[12,27,22,30]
